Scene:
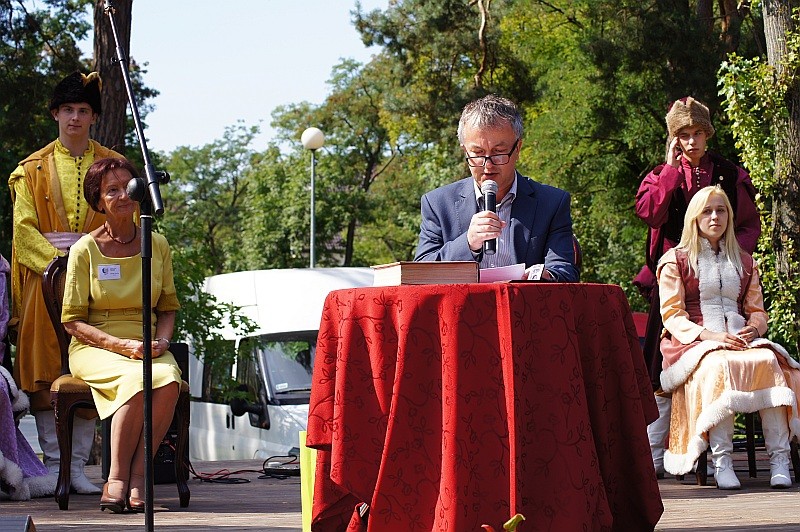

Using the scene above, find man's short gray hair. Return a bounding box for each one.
[457,94,524,143]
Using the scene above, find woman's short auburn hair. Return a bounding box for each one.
[83,157,139,213]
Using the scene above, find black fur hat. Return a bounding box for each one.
[49,71,102,115]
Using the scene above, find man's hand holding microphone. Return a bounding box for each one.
[467,180,503,254]
[467,179,551,280]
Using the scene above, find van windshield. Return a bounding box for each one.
[257,332,316,395]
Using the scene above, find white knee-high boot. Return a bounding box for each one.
[710,414,740,490]
[33,410,60,479]
[647,394,671,476]
[760,407,792,489]
[71,415,101,494]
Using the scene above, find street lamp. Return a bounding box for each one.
[301,127,324,268]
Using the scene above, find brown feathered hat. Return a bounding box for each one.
[665,96,714,140]
[49,71,102,115]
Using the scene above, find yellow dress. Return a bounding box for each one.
[61,233,181,420]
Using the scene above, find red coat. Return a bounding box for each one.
[634,152,760,298]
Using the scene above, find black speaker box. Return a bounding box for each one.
[102,343,190,484]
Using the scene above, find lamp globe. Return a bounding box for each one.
[301,127,325,150]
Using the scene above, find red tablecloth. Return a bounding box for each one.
[306,283,663,531]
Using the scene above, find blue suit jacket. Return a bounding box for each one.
[414,173,579,282]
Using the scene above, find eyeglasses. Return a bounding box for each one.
[464,139,519,167]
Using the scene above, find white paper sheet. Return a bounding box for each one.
[479,263,525,283]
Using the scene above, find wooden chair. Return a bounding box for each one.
[572,235,582,272]
[686,412,800,486]
[42,254,190,510]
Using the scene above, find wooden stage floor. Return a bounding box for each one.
[1,460,302,531]
[2,456,798,531]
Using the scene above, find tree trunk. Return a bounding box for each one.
[91,0,132,154]
[763,0,800,353]
[696,0,714,34]
[344,217,356,266]
[719,0,744,52]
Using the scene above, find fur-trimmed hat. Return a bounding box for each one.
[665,96,714,140]
[49,71,102,115]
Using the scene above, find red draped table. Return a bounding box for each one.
[306,283,663,531]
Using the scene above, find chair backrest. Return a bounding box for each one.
[572,234,583,272]
[42,254,71,375]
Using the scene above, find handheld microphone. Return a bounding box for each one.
[481,180,498,255]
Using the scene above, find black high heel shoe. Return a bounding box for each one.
[100,482,126,513]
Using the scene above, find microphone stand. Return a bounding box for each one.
[103,3,168,530]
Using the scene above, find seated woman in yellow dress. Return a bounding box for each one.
[61,157,181,512]
[658,185,800,490]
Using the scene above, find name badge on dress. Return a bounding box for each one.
[98,264,121,280]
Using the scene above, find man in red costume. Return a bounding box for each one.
[634,96,761,477]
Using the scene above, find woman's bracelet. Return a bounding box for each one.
[155,337,170,346]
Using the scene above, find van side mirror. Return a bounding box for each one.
[229,396,263,417]
[229,385,270,429]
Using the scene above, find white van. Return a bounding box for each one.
[188,267,374,461]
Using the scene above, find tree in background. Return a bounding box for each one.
[719,0,800,354]
[349,0,763,307]
[506,1,763,307]
[91,0,159,168]
[237,59,403,268]
[9,0,796,358]
[0,0,93,260]
[161,123,258,275]
[153,124,260,393]
[91,0,129,151]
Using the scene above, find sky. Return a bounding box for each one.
[87,0,388,154]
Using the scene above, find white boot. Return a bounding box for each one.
[33,410,60,483]
[710,415,740,490]
[647,394,671,477]
[70,415,101,494]
[760,407,792,489]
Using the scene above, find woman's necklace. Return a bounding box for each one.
[104,222,137,245]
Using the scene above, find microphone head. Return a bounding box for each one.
[126,177,146,202]
[481,179,498,195]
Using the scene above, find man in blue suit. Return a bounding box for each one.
[414,95,579,282]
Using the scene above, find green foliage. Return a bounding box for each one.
[240,59,405,267]
[236,145,316,269]
[161,123,259,274]
[160,227,257,397]
[0,2,259,401]
[0,0,94,259]
[155,124,260,379]
[496,0,745,307]
[355,144,456,264]
[11,0,795,375]
[719,10,800,356]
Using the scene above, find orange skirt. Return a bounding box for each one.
[664,347,800,475]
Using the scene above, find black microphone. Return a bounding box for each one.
[481,179,498,255]
[126,171,170,203]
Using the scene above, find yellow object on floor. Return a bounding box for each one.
[300,430,317,532]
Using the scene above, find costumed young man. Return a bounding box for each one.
[414,94,579,283]
[1,253,54,500]
[634,96,761,477]
[8,71,124,494]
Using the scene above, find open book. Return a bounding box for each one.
[371,261,479,286]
